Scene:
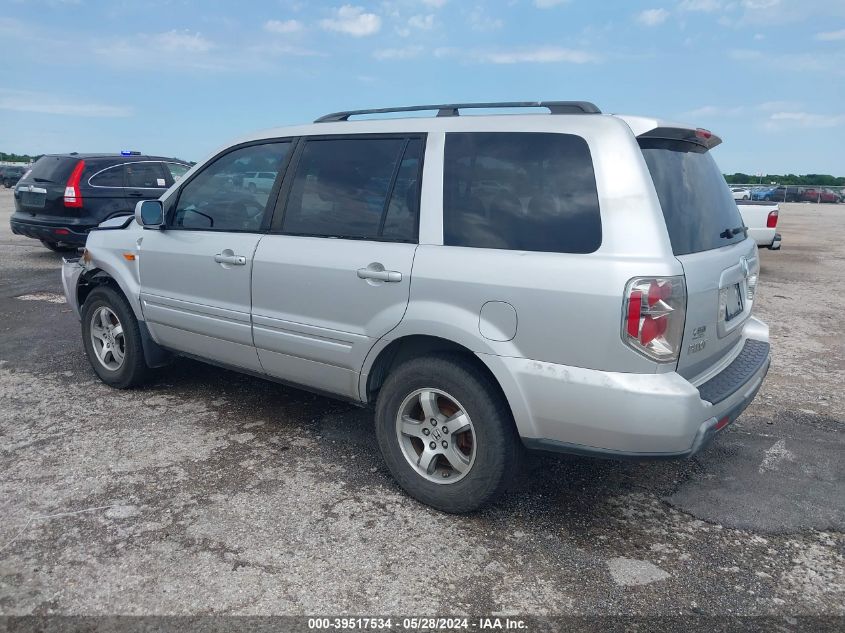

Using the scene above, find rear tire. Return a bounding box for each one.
[40,240,77,253]
[375,354,522,513]
[81,286,151,388]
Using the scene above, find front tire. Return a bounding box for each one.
[81,286,151,388]
[375,354,521,513]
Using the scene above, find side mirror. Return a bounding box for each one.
[135,200,163,228]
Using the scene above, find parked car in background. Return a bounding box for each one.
[61,101,771,513]
[1,165,28,188]
[737,201,781,250]
[751,186,776,201]
[802,188,840,203]
[820,188,840,203]
[731,187,751,200]
[770,185,802,202]
[10,152,191,252]
[241,171,277,194]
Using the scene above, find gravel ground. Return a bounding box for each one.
[0,189,842,616]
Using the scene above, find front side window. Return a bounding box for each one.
[281,137,423,241]
[89,165,125,188]
[172,142,291,232]
[443,132,601,253]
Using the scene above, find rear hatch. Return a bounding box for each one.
[639,132,758,380]
[14,155,82,220]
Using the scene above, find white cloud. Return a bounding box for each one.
[816,29,845,41]
[678,0,722,11]
[320,5,382,36]
[636,8,670,26]
[741,0,779,8]
[477,46,599,64]
[0,90,132,118]
[264,19,304,34]
[766,111,845,128]
[373,45,424,60]
[408,14,435,30]
[681,105,746,118]
[152,30,214,53]
[534,0,570,7]
[468,7,504,31]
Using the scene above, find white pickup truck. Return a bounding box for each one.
[737,201,781,250]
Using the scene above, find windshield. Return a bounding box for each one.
[640,139,746,255]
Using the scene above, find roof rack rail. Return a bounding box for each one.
[314,101,601,123]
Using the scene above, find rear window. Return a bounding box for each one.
[640,139,746,255]
[443,132,601,253]
[25,155,78,184]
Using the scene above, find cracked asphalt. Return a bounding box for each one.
[0,189,842,616]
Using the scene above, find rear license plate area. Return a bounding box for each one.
[725,282,744,321]
[21,191,46,209]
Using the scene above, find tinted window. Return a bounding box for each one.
[165,162,189,181]
[382,139,422,241]
[89,165,125,188]
[443,132,601,253]
[125,162,166,188]
[640,140,745,255]
[172,142,290,232]
[26,156,78,184]
[282,137,421,241]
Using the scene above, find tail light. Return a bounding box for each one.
[622,277,686,362]
[63,159,85,208]
[766,209,778,228]
[745,255,760,302]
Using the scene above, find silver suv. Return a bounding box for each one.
[62,101,771,513]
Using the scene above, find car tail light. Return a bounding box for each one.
[745,256,760,302]
[622,277,686,362]
[63,159,85,208]
[766,209,778,228]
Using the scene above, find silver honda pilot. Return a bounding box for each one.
[62,101,771,513]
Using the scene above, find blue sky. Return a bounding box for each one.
[1,0,843,174]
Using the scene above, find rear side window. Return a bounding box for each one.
[26,156,77,184]
[165,162,189,182]
[640,139,746,255]
[125,162,166,188]
[89,165,125,188]
[443,132,601,253]
[281,137,423,241]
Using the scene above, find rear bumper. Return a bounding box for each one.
[10,216,91,245]
[494,318,771,459]
[747,226,777,248]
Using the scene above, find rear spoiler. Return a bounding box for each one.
[638,126,722,150]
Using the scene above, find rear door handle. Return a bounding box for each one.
[357,267,402,283]
[215,253,247,266]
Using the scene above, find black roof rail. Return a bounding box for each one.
[314,101,601,123]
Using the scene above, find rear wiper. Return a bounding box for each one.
[720,226,746,239]
[32,177,52,183]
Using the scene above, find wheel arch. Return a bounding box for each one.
[361,334,530,437]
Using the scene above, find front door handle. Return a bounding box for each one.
[127,191,144,197]
[357,265,402,283]
[215,253,247,266]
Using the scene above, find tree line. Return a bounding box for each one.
[724,173,845,186]
[0,152,41,164]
